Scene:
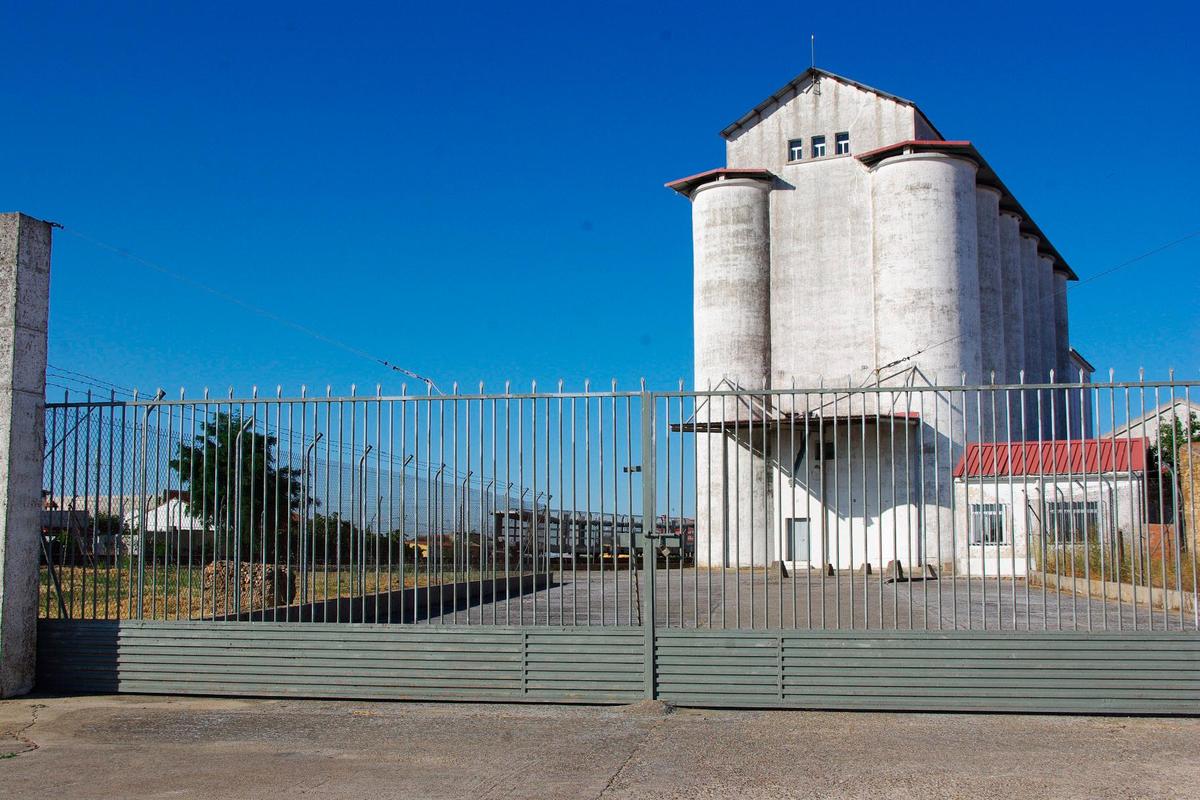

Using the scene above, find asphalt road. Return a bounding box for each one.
[2,694,1197,799]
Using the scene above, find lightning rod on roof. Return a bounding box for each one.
[811,34,815,69]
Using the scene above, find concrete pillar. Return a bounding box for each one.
[1019,234,1043,438]
[690,177,772,566]
[871,152,980,568]
[0,213,51,698]
[1052,269,1074,436]
[871,153,982,385]
[1037,253,1058,438]
[998,212,1025,437]
[975,186,1005,387]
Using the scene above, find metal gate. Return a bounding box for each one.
[36,380,1200,712]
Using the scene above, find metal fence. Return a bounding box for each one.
[39,379,1200,632]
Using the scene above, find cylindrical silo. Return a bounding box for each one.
[975,186,1004,443]
[872,153,982,385]
[871,152,980,568]
[1038,253,1060,438]
[975,186,1005,387]
[1020,234,1044,438]
[690,176,772,566]
[1052,268,1074,436]
[999,212,1025,437]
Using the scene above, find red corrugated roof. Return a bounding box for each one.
[953,438,1148,479]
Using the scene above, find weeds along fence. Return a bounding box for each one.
[39,380,1200,631]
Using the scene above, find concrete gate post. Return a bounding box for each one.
[0,213,51,698]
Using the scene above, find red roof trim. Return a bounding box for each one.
[665,167,774,196]
[953,438,1148,479]
[853,139,974,164]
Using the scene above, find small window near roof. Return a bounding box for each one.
[835,132,850,155]
[787,139,803,162]
[811,135,826,158]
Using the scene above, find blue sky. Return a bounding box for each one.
[3,1,1197,399]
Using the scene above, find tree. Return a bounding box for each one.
[169,412,311,559]
[1146,412,1200,524]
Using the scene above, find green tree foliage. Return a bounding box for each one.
[1146,412,1200,524]
[169,412,311,558]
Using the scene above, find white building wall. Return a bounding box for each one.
[769,157,875,386]
[772,421,922,570]
[725,75,922,174]
[953,475,1145,577]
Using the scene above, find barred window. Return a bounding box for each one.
[969,503,1006,545]
[1045,501,1100,544]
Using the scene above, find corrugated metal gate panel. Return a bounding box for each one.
[40,622,1200,713]
[655,630,1200,714]
[37,621,645,704]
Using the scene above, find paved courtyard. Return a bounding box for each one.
[424,568,1192,630]
[2,694,1197,799]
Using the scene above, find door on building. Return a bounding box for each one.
[784,518,810,568]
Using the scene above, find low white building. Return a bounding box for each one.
[952,438,1148,577]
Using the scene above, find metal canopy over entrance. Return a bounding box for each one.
[36,381,1200,713]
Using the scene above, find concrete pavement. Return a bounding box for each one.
[2,694,1197,799]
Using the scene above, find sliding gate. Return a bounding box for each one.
[36,382,1200,712]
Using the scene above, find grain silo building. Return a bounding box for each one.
[668,68,1089,570]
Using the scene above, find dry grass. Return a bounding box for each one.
[1032,539,1198,593]
[38,564,506,621]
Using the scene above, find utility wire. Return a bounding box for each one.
[60,227,442,394]
[874,229,1200,375]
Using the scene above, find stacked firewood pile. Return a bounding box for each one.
[202,560,297,614]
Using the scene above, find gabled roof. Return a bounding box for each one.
[720,67,944,141]
[953,438,1148,479]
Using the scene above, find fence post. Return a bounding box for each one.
[0,213,51,698]
[640,390,656,699]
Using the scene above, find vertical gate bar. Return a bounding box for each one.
[544,392,551,626]
[503,387,511,626]
[596,387,604,626]
[627,394,635,627]
[721,391,728,630]
[389,396,396,624]
[571,394,578,625]
[677,390,684,628]
[932,386,943,630]
[641,387,657,698]
[777,387,784,629]
[584,385,590,625]
[873,386,882,630]
[614,387,622,627]
[663,388,670,628]
[439,391,447,624]
[375,391,382,624]
[558,389,565,627]
[790,382,798,629]
[836,392,844,629]
[518,393,525,626]
[1153,386,1166,630]
[454,386,461,625]
[973,383,986,631]
[1187,384,1199,631]
[1168,377,1183,632]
